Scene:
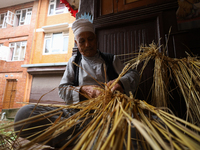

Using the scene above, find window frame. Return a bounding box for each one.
[15,8,32,26]
[9,41,27,61]
[0,12,7,28]
[43,31,69,55]
[48,0,68,16]
[0,8,32,28]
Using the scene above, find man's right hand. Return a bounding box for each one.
[80,85,102,99]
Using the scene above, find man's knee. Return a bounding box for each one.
[14,105,36,138]
[14,105,35,123]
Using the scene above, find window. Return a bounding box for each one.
[48,0,68,15]
[44,32,69,54]
[9,41,27,61]
[15,8,32,26]
[0,8,32,28]
[0,13,7,28]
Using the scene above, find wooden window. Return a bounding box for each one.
[3,79,17,109]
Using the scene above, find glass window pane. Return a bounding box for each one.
[2,16,7,28]
[15,43,20,57]
[49,4,55,15]
[63,36,69,52]
[21,10,26,22]
[28,8,32,12]
[52,33,62,52]
[10,43,15,47]
[20,46,25,60]
[13,57,18,61]
[15,15,20,26]
[45,39,50,53]
[9,47,14,61]
[25,12,32,25]
[22,41,27,46]
[20,22,24,26]
[16,10,21,14]
[56,0,65,9]
[0,14,4,24]
[55,0,65,14]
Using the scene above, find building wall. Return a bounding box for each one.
[24,0,76,105]
[0,0,76,110]
[0,1,38,111]
[30,0,75,64]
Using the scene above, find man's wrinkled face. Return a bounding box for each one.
[75,31,97,57]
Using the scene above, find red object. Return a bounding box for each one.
[60,0,78,17]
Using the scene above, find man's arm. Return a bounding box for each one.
[111,56,140,95]
[58,56,81,104]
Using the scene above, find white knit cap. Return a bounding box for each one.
[72,19,94,37]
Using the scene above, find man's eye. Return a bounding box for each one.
[79,40,84,43]
[88,38,94,41]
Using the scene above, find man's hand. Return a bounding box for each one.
[107,80,124,93]
[80,85,102,99]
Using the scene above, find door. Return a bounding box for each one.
[3,79,17,109]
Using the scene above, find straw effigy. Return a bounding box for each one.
[1,43,200,150]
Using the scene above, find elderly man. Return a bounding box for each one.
[59,19,139,104]
[14,19,139,148]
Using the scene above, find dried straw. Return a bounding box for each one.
[127,42,200,126]
[1,42,200,149]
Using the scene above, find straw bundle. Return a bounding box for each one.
[126,42,200,126]
[1,43,200,149]
[1,88,200,149]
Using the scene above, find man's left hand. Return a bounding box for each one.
[107,80,124,93]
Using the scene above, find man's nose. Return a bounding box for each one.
[85,40,90,47]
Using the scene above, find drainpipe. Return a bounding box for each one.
[29,0,42,64]
[23,0,42,104]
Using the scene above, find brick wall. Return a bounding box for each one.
[0,1,38,111]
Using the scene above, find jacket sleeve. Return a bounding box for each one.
[112,55,140,96]
[58,56,81,104]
